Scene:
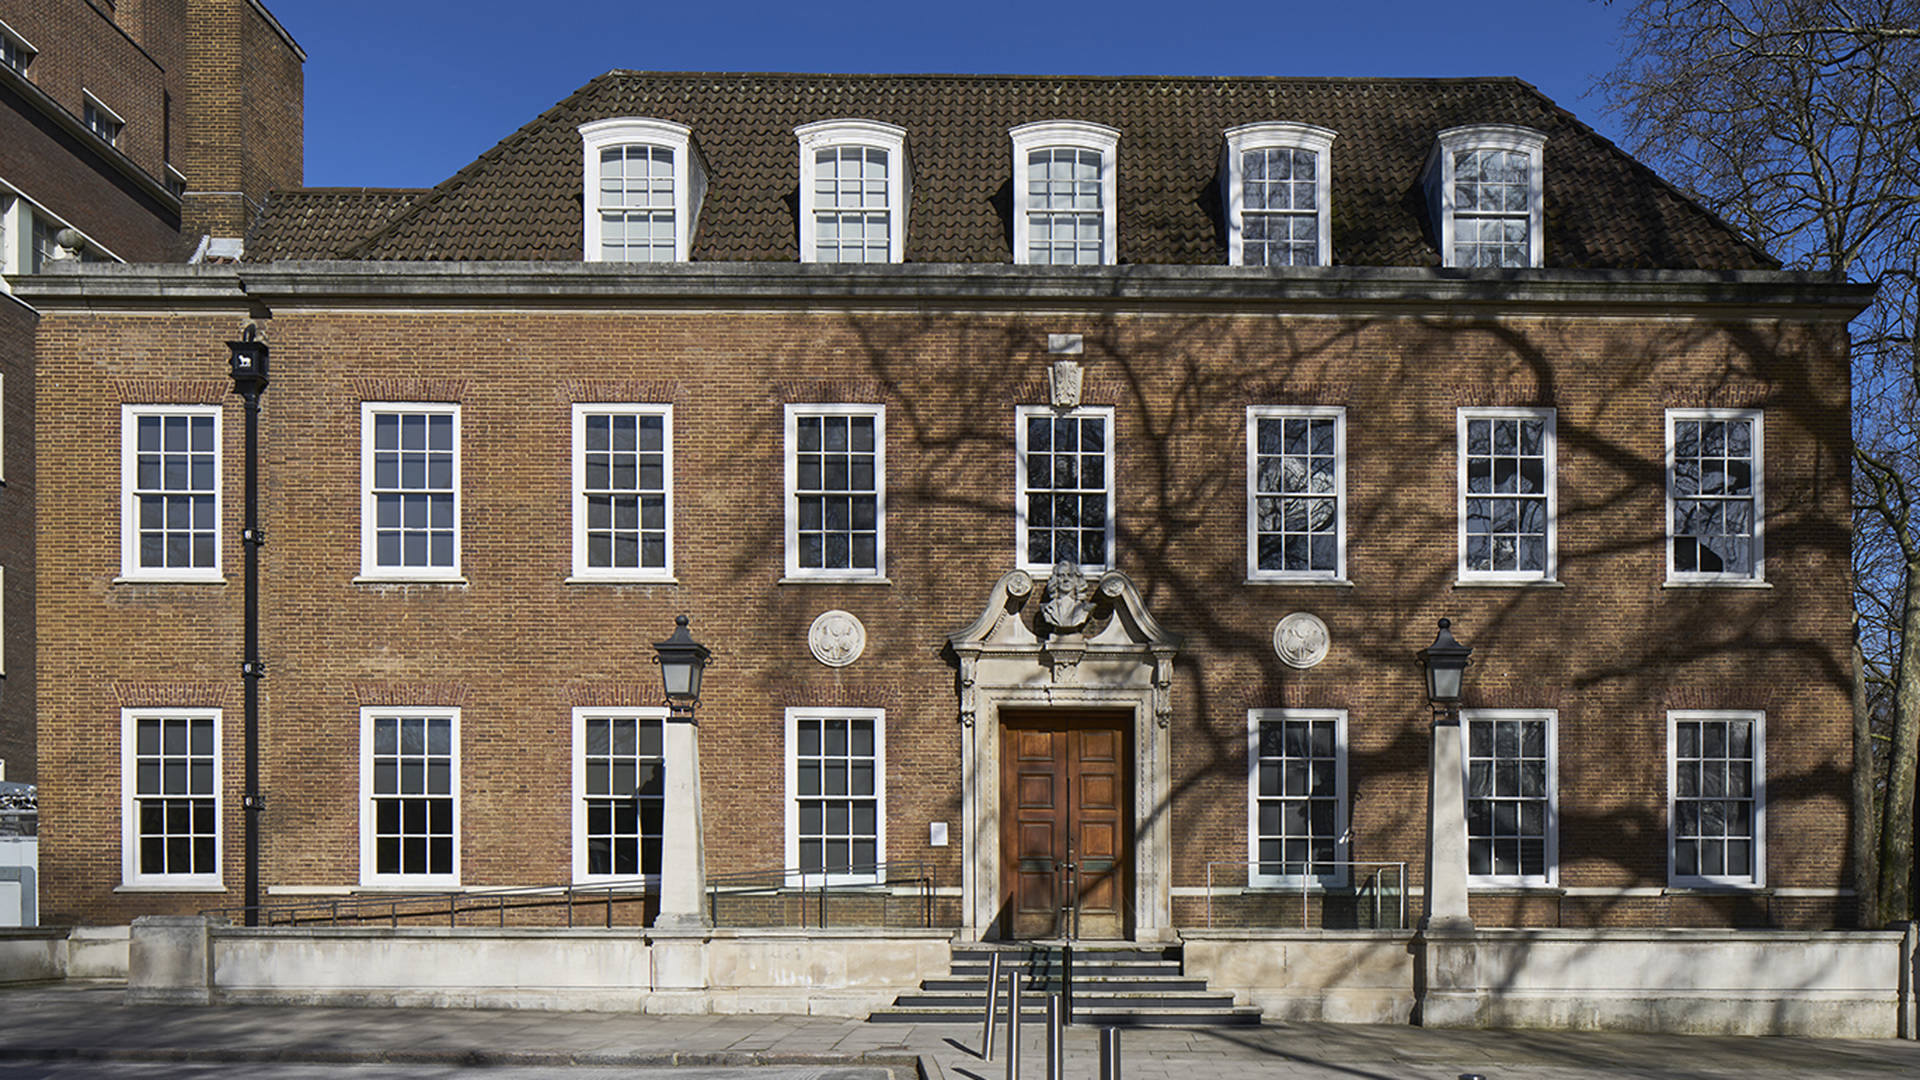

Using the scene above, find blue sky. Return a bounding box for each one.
[266,0,1632,189]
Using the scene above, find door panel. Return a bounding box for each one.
[1000,712,1131,939]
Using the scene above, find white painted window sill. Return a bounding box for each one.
[1663,578,1772,590]
[1663,883,1769,895]
[1452,578,1564,589]
[1467,883,1564,894]
[113,575,227,586]
[779,575,891,585]
[565,576,679,586]
[1245,577,1353,587]
[114,883,227,893]
[352,575,469,586]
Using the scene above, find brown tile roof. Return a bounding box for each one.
[246,188,427,260]
[254,73,1776,270]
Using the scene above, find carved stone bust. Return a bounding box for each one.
[1040,560,1096,637]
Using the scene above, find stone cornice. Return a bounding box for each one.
[14,261,1877,320]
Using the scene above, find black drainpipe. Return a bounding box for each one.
[227,328,269,926]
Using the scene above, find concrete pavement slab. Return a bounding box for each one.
[3,983,1920,1079]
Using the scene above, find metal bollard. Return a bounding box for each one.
[1099,1026,1122,1080]
[1045,994,1064,1080]
[1062,944,1073,1026]
[1005,971,1023,1080]
[981,952,1003,1058]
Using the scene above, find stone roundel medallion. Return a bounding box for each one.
[808,610,867,668]
[1273,611,1331,670]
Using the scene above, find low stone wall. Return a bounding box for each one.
[1182,926,1914,1038]
[128,916,952,1015]
[1476,928,1905,1037]
[68,926,130,979]
[0,928,68,983]
[1181,930,1416,1024]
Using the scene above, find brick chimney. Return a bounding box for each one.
[180,0,304,251]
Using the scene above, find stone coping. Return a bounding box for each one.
[0,929,68,941]
[1181,926,1905,943]
[15,260,1877,318]
[195,921,958,942]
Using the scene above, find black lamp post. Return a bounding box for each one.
[1417,618,1473,723]
[227,327,268,927]
[652,614,711,718]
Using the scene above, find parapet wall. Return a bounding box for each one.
[1183,926,1917,1038]
[127,917,952,1015]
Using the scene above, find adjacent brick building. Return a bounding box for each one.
[0,0,304,786]
[18,72,1871,937]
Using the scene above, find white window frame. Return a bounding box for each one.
[1016,404,1117,573]
[783,403,887,581]
[120,707,223,889]
[1460,709,1559,888]
[1222,123,1336,268]
[1246,708,1349,888]
[358,402,462,583]
[120,404,223,583]
[785,707,887,887]
[82,90,125,147]
[1666,408,1765,585]
[359,706,461,888]
[571,706,667,885]
[1668,709,1766,889]
[569,403,673,583]
[1456,406,1557,584]
[579,117,707,263]
[1425,125,1547,269]
[1010,121,1120,266]
[1246,405,1347,582]
[796,119,910,264]
[0,18,36,77]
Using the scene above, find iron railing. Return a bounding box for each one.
[704,861,942,929]
[1202,860,1407,930]
[204,877,654,928]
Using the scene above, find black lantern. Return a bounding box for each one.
[653,614,711,708]
[227,325,269,396]
[1417,618,1472,706]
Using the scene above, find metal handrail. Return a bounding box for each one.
[1201,860,1408,929]
[703,860,937,929]
[203,876,653,929]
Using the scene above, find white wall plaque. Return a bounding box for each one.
[1273,612,1331,669]
[808,609,867,667]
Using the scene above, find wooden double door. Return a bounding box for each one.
[1000,711,1131,939]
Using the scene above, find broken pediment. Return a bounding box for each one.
[947,568,1182,655]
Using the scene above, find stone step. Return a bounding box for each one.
[951,947,1177,963]
[950,961,1184,977]
[922,976,1209,993]
[892,991,1240,1010]
[867,1004,1263,1026]
[870,941,1262,1028]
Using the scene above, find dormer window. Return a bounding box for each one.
[1425,125,1546,269]
[83,92,124,147]
[1223,123,1335,267]
[796,120,910,264]
[1011,121,1119,266]
[579,118,707,263]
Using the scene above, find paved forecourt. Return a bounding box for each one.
[0,984,1917,1079]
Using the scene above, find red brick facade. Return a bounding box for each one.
[22,274,1862,930]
